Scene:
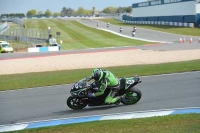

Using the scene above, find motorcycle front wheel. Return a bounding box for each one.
[121,87,142,105]
[67,96,88,110]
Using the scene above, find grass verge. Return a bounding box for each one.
[98,18,200,36]
[23,19,151,50]
[0,59,200,91]
[7,114,200,133]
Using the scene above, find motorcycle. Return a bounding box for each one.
[67,76,142,110]
[120,28,122,33]
[132,27,136,37]
[132,30,136,37]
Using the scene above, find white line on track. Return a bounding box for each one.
[77,19,171,43]
[0,106,199,127]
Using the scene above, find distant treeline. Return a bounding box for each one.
[0,6,132,18]
[25,6,132,17]
[1,13,25,18]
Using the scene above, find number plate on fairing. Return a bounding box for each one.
[125,79,135,89]
[126,80,135,84]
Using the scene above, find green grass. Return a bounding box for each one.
[99,18,200,36]
[7,114,200,133]
[0,59,200,91]
[23,19,151,50]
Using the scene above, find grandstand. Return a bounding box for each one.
[122,0,200,26]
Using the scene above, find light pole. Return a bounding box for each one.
[11,31,13,41]
[48,27,51,44]
[48,27,51,38]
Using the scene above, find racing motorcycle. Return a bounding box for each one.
[132,30,136,37]
[67,76,142,110]
[132,27,136,37]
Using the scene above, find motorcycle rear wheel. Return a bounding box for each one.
[67,96,88,110]
[121,87,142,105]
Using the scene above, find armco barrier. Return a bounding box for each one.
[116,18,194,27]
[0,107,199,132]
[28,46,60,52]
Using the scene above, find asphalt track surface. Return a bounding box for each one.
[79,19,200,43]
[0,19,200,126]
[1,42,200,60]
[0,72,199,125]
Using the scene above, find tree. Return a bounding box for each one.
[88,10,93,15]
[102,7,116,14]
[2,13,25,18]
[125,6,132,13]
[116,6,132,13]
[77,7,87,15]
[77,7,85,15]
[37,11,43,15]
[116,7,125,13]
[45,9,52,16]
[26,9,36,17]
[53,12,61,16]
[73,7,91,16]
[61,7,67,16]
[19,13,25,17]
[92,7,95,15]
[61,7,74,16]
[102,7,111,13]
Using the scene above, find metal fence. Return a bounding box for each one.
[0,35,47,44]
[12,18,24,27]
[0,28,48,44]
[0,18,49,44]
[0,21,9,35]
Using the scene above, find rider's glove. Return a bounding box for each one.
[88,93,95,98]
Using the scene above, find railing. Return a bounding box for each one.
[0,28,48,43]
[0,22,9,35]
[12,18,24,27]
[0,35,47,44]
[115,17,194,28]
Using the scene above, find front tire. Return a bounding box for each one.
[67,96,88,110]
[121,87,142,105]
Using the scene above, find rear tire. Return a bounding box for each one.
[67,96,88,110]
[121,87,142,105]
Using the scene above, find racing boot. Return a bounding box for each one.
[115,94,126,105]
[115,96,121,105]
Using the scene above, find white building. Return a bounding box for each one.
[123,0,200,25]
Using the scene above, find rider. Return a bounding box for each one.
[107,22,110,28]
[132,26,137,36]
[87,68,121,104]
[133,26,136,32]
[120,27,122,32]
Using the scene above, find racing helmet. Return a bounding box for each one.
[92,68,103,81]
[92,68,100,76]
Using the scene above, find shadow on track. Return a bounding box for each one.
[53,104,125,115]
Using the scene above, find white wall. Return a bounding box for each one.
[49,46,59,51]
[133,1,196,17]
[196,3,200,13]
[28,47,39,52]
